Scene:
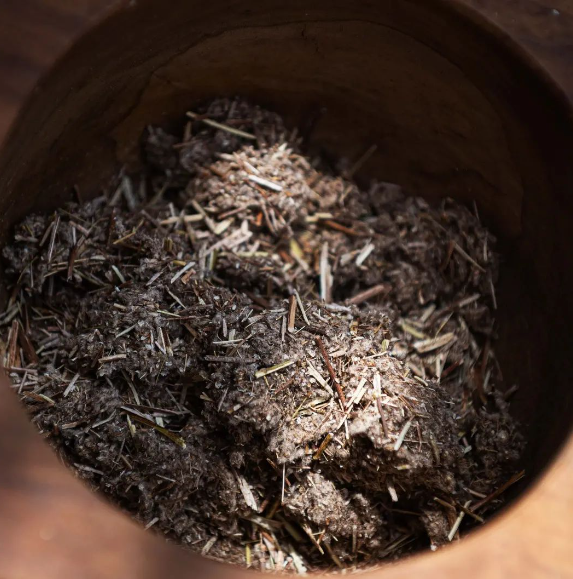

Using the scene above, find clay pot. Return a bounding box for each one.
[0,1,572,578]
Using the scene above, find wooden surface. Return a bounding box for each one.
[0,1,572,578]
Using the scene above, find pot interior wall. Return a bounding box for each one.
[1,0,572,492]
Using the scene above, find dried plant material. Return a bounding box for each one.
[312,433,333,460]
[124,408,187,449]
[1,97,524,573]
[235,471,259,511]
[319,242,332,303]
[306,360,331,392]
[453,242,486,273]
[98,354,127,364]
[447,501,471,541]
[287,295,297,333]
[170,261,195,283]
[315,336,346,406]
[255,360,296,379]
[413,333,456,354]
[294,290,310,326]
[355,241,375,267]
[471,470,526,512]
[394,419,413,452]
[387,477,399,502]
[346,283,388,306]
[248,174,284,192]
[63,373,80,398]
[186,110,257,140]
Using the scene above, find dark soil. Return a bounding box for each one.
[1,98,524,573]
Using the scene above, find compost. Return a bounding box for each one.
[1,98,524,572]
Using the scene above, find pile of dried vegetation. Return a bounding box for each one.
[1,98,523,572]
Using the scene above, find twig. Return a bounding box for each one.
[346,283,388,306]
[17,321,38,364]
[319,242,332,303]
[255,359,296,379]
[160,214,203,225]
[294,290,310,325]
[248,174,283,192]
[47,215,60,263]
[287,295,297,333]
[186,111,256,139]
[281,463,286,504]
[67,238,83,281]
[122,407,186,448]
[315,336,346,405]
[413,332,455,354]
[234,471,259,511]
[434,497,484,524]
[170,261,195,284]
[63,373,80,397]
[447,500,471,541]
[489,277,497,309]
[472,470,525,511]
[355,241,375,267]
[394,419,413,451]
[144,517,159,531]
[306,360,332,395]
[301,523,324,555]
[323,220,363,237]
[387,476,399,502]
[324,542,344,569]
[98,354,127,364]
[313,432,333,460]
[204,355,257,364]
[453,242,486,273]
[201,537,217,555]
